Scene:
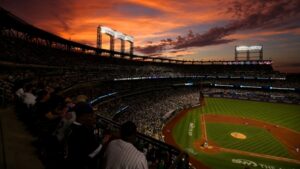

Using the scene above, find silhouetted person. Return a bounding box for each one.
[103,121,148,169]
[65,102,100,169]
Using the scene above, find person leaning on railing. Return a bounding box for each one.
[102,121,148,169]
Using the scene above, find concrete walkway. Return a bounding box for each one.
[0,106,44,169]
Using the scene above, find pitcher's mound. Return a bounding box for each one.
[231,132,247,139]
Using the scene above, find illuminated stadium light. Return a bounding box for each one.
[97,25,134,55]
[114,31,126,40]
[100,26,115,36]
[125,35,134,43]
[236,46,249,51]
[236,45,262,51]
[235,45,263,61]
[249,46,262,51]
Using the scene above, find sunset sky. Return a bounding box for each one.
[1,0,300,73]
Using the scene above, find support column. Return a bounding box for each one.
[246,50,250,61]
[235,46,238,61]
[121,40,125,54]
[130,42,134,55]
[97,26,102,49]
[110,35,114,51]
[260,46,263,60]
[110,35,114,57]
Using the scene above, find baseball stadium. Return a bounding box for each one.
[0,1,300,169]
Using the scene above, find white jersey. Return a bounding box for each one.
[103,139,148,169]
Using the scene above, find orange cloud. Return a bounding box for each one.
[227,28,300,40]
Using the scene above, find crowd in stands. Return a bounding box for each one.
[11,77,194,169]
[12,80,155,169]
[96,87,200,141]
[203,88,300,104]
[0,79,13,105]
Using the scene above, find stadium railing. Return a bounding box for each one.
[0,112,7,169]
[96,115,190,169]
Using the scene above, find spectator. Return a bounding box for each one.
[65,102,100,169]
[23,84,36,107]
[103,121,148,169]
[53,101,76,142]
[15,86,24,99]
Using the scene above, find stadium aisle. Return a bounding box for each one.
[0,106,44,169]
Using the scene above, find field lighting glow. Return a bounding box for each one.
[100,26,134,42]
[100,26,115,36]
[236,45,262,51]
[114,31,126,40]
[124,35,134,42]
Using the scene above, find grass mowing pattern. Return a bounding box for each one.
[206,122,291,158]
[194,152,300,169]
[202,98,300,132]
[171,98,300,169]
[172,108,202,149]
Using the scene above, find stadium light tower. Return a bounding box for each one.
[97,26,115,52]
[235,45,263,61]
[97,25,134,56]
[125,35,134,55]
[114,31,126,53]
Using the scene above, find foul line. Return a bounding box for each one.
[201,114,208,141]
[218,147,300,165]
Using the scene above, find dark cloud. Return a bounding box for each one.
[173,28,236,49]
[279,62,300,68]
[52,13,71,32]
[274,62,300,73]
[115,3,163,17]
[136,0,300,55]
[0,0,74,32]
[135,44,165,55]
[169,49,186,53]
[77,39,94,46]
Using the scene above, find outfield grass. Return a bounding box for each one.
[171,98,300,169]
[206,122,290,158]
[172,109,201,148]
[202,98,300,132]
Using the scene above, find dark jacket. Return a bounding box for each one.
[66,123,99,169]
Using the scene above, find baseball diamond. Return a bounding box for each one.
[163,98,300,169]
